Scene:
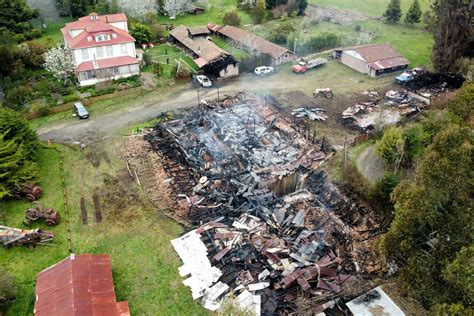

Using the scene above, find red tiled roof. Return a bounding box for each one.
[62,13,134,49]
[78,12,127,23]
[35,254,129,316]
[77,56,139,72]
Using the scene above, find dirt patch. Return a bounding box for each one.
[92,189,102,223]
[84,141,111,168]
[80,197,88,224]
[99,169,142,223]
[306,5,371,25]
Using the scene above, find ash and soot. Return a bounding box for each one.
[129,92,381,314]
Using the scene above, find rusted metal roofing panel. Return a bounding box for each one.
[34,254,130,316]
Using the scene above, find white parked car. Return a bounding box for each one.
[254,66,274,76]
[196,75,212,87]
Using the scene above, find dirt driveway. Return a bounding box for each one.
[38,61,396,144]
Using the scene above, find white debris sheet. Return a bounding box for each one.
[171,230,222,300]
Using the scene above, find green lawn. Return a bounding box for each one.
[156,0,252,27]
[32,17,72,46]
[1,143,206,315]
[310,0,432,18]
[146,44,199,73]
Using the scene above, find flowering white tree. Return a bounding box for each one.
[43,44,76,85]
[162,0,191,19]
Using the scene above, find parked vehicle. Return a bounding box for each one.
[313,88,334,99]
[291,58,327,74]
[196,75,212,87]
[254,66,274,76]
[73,102,89,119]
[395,72,414,85]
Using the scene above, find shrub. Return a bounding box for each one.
[298,32,340,54]
[150,23,166,42]
[142,53,153,66]
[268,21,294,44]
[355,24,361,32]
[375,127,404,165]
[0,268,16,313]
[224,11,241,26]
[153,63,163,76]
[30,100,51,116]
[5,85,34,108]
[62,93,80,104]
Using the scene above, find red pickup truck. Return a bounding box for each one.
[291,58,328,73]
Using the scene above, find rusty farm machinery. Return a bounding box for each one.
[23,202,61,226]
[0,225,54,248]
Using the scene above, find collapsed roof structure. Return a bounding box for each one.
[169,25,238,78]
[127,93,383,314]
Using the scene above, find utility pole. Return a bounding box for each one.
[293,37,298,58]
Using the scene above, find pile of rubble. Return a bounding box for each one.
[137,93,381,314]
[291,107,328,121]
[341,89,429,131]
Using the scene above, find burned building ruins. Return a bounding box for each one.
[124,92,384,315]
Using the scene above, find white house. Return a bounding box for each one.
[61,12,139,86]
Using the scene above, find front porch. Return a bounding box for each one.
[78,63,140,86]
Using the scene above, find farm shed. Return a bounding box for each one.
[170,25,239,78]
[210,24,294,66]
[34,254,130,316]
[333,44,409,77]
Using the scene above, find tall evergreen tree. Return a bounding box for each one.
[0,0,39,41]
[383,0,402,23]
[431,0,473,74]
[0,107,38,158]
[0,133,38,199]
[405,0,422,24]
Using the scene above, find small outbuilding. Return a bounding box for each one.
[334,44,409,77]
[34,254,130,316]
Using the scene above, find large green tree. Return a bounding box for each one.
[0,107,39,199]
[0,0,40,42]
[404,0,422,24]
[383,0,402,23]
[0,107,38,158]
[378,112,473,308]
[431,0,473,74]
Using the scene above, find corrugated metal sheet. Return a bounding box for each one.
[34,254,130,316]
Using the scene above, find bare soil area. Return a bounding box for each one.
[305,4,372,24]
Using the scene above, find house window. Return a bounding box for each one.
[106,45,113,57]
[121,44,127,54]
[95,34,110,42]
[81,48,88,60]
[96,47,103,58]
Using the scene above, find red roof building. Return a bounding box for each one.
[61,12,139,86]
[34,254,130,316]
[333,44,409,77]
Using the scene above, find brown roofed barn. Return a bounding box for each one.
[34,254,130,316]
[212,25,294,66]
[334,44,409,77]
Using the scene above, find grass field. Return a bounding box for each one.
[0,143,206,315]
[310,0,432,17]
[32,17,72,46]
[156,0,252,27]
